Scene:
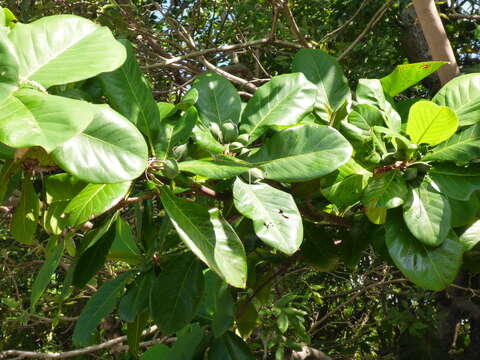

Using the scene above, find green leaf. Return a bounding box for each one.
[239,73,317,144]
[386,215,462,290]
[233,178,303,255]
[406,100,458,146]
[72,271,132,347]
[356,79,401,132]
[459,220,480,251]
[73,224,116,288]
[9,15,126,88]
[449,195,480,228]
[292,48,351,121]
[341,103,385,144]
[141,323,204,360]
[179,155,253,179]
[403,182,451,247]
[108,218,142,264]
[433,73,480,126]
[0,33,18,102]
[430,164,480,201]
[247,124,352,182]
[208,332,255,360]
[119,271,152,322]
[177,88,199,110]
[380,62,447,97]
[100,39,160,142]
[52,105,148,184]
[43,174,86,235]
[193,73,241,127]
[277,313,289,334]
[0,89,94,152]
[192,122,225,154]
[160,187,247,288]
[127,312,149,357]
[155,106,197,160]
[64,182,131,226]
[150,254,204,334]
[11,176,40,245]
[362,171,408,209]
[30,237,64,309]
[423,123,480,162]
[322,174,369,211]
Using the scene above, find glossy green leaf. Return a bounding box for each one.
[403,182,451,247]
[365,206,387,225]
[233,178,303,255]
[342,103,385,143]
[430,164,480,201]
[239,73,317,143]
[459,220,480,251]
[9,15,126,88]
[64,182,130,226]
[160,187,247,288]
[100,39,160,142]
[177,88,199,110]
[150,254,204,334]
[193,72,241,126]
[192,122,225,154]
[43,174,86,234]
[247,124,352,182]
[292,48,350,121]
[155,106,198,160]
[119,271,152,323]
[362,171,408,209]
[73,224,116,288]
[0,89,94,152]
[356,79,401,132]
[423,123,480,162]
[11,176,40,245]
[0,33,18,102]
[108,218,142,264]
[386,215,462,291]
[72,271,132,347]
[52,105,148,184]
[322,174,368,211]
[406,100,458,146]
[179,155,253,179]
[30,237,64,309]
[433,73,480,126]
[380,62,446,97]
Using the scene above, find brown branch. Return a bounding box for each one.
[448,12,480,20]
[279,0,312,48]
[0,326,159,359]
[308,279,407,335]
[320,0,370,42]
[336,0,395,61]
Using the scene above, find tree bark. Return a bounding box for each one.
[412,0,460,84]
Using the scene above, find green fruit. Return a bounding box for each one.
[221,121,239,143]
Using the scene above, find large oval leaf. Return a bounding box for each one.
[430,164,480,201]
[403,182,451,247]
[0,89,94,152]
[73,271,132,347]
[64,182,131,226]
[247,124,352,182]
[100,40,160,142]
[52,105,148,184]
[0,33,18,102]
[406,100,458,146]
[423,123,480,162]
[233,178,303,255]
[433,73,480,126]
[192,73,241,126]
[386,215,462,291]
[150,254,204,334]
[380,62,446,97]
[239,73,317,144]
[362,170,408,209]
[292,48,350,121]
[160,187,247,288]
[9,15,126,88]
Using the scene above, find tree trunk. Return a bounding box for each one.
[412,0,460,84]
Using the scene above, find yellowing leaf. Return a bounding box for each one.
[406,100,458,146]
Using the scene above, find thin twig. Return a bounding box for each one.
[320,0,370,42]
[279,0,312,48]
[336,0,394,61]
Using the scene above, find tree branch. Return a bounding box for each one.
[0,326,159,359]
[337,0,395,61]
[320,0,370,42]
[279,0,312,48]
